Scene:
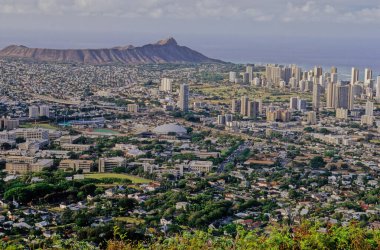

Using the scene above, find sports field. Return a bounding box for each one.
[84,173,151,184]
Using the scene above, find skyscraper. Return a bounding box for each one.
[247,101,259,118]
[365,100,374,116]
[326,81,335,109]
[246,65,254,82]
[229,72,237,83]
[312,83,321,110]
[240,96,249,117]
[351,67,359,84]
[334,83,350,110]
[364,68,372,83]
[289,97,298,110]
[331,66,337,74]
[179,84,189,112]
[160,78,173,92]
[231,99,241,113]
[376,76,380,99]
[314,66,323,78]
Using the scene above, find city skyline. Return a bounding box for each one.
[1,1,380,71]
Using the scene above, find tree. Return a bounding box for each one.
[309,156,326,169]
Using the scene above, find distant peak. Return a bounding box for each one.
[155,37,177,46]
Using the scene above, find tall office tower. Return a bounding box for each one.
[307,111,317,125]
[364,68,372,83]
[348,84,355,110]
[365,100,374,116]
[334,83,350,109]
[299,80,306,92]
[376,76,380,98]
[39,105,50,117]
[247,101,259,118]
[231,99,241,113]
[289,97,298,110]
[242,73,250,84]
[351,67,359,84]
[331,66,338,74]
[297,99,307,112]
[256,99,263,114]
[160,78,173,92]
[314,66,323,78]
[246,65,254,82]
[240,96,249,116]
[178,84,189,112]
[29,106,39,118]
[302,71,308,80]
[229,72,237,83]
[265,64,283,86]
[283,67,292,84]
[331,73,338,83]
[291,65,302,83]
[289,77,297,89]
[312,83,321,110]
[326,81,335,108]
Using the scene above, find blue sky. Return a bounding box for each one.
[0,0,379,69]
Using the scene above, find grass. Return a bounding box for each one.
[84,173,151,184]
[20,122,58,130]
[113,217,145,224]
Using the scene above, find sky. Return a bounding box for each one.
[0,0,379,71]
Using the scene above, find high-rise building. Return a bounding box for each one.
[39,105,50,117]
[160,78,173,92]
[178,84,189,112]
[289,97,298,110]
[312,83,321,110]
[256,99,263,114]
[240,96,249,116]
[351,67,359,84]
[331,66,337,74]
[247,101,260,118]
[283,67,292,84]
[376,76,380,98]
[364,68,372,83]
[297,99,307,112]
[291,65,302,83]
[314,66,323,78]
[334,83,350,110]
[246,65,254,82]
[265,64,283,86]
[242,72,250,84]
[331,73,338,84]
[231,99,241,114]
[326,81,335,109]
[365,100,374,116]
[29,106,39,119]
[229,72,237,83]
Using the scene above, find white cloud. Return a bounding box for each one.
[0,0,378,24]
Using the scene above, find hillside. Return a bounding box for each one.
[0,38,223,65]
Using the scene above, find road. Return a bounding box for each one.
[217,140,252,173]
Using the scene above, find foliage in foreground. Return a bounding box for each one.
[2,222,380,250]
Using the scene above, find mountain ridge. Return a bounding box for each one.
[0,38,223,65]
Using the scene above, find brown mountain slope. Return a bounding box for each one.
[0,38,223,65]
